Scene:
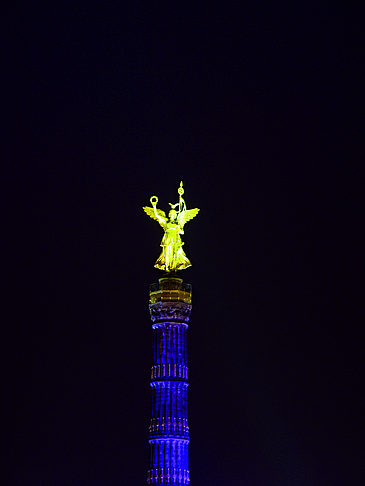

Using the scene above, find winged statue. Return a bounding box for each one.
[143,181,200,272]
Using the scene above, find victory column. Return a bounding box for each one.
[143,182,199,485]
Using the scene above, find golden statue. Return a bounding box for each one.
[143,181,199,272]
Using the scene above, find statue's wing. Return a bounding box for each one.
[177,208,200,228]
[143,206,167,226]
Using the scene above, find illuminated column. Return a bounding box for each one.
[147,276,191,485]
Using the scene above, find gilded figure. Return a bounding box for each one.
[143,181,199,272]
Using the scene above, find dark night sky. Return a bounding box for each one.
[4,3,363,485]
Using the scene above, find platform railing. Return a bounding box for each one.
[149,281,192,304]
[149,283,192,304]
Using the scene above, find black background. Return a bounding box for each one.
[4,3,363,485]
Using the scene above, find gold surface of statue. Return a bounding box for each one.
[143,181,199,272]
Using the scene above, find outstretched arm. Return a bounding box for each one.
[150,196,165,226]
[143,196,168,228]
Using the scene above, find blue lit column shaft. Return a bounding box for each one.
[147,277,191,486]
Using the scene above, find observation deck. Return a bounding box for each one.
[149,277,192,304]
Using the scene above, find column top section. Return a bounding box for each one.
[149,277,192,304]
